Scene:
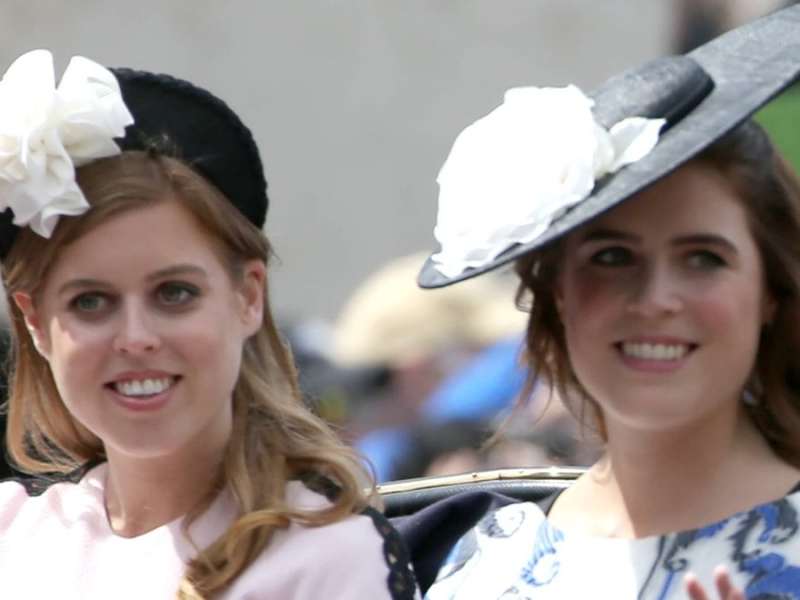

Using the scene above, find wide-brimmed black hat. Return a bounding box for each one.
[418,5,800,289]
[0,62,268,258]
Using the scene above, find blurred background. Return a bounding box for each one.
[0,0,798,481]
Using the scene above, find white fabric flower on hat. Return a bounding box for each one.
[0,49,133,238]
[431,85,665,278]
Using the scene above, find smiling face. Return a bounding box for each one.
[555,161,774,433]
[15,199,264,462]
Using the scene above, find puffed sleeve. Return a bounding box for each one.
[0,480,30,533]
[221,492,420,599]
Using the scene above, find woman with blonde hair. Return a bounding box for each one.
[412,6,800,600]
[0,50,417,599]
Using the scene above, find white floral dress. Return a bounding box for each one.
[425,486,800,599]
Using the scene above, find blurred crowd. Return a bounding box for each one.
[284,252,602,483]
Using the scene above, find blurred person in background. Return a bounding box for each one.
[331,252,529,481]
[673,0,792,53]
[392,405,601,481]
[279,318,389,427]
[401,347,602,479]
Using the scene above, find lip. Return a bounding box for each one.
[613,337,699,374]
[105,371,181,413]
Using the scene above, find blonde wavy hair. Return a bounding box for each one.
[2,151,374,599]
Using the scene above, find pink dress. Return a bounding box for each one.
[0,463,418,599]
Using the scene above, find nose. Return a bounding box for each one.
[625,263,683,318]
[112,301,161,355]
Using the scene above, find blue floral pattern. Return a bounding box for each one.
[425,491,800,599]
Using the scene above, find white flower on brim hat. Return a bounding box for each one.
[0,49,133,238]
[431,85,665,278]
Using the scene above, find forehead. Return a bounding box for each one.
[577,161,751,237]
[43,201,225,285]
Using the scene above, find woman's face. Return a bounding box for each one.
[16,200,264,462]
[556,161,774,434]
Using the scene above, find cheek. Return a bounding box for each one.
[692,282,764,348]
[176,313,246,385]
[557,272,628,390]
[184,324,239,365]
[42,320,115,423]
[45,318,111,381]
[560,270,625,336]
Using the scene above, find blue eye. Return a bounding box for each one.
[590,247,633,266]
[70,293,109,313]
[157,282,199,306]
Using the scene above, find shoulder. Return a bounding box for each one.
[0,465,106,561]
[226,482,418,599]
[0,464,104,526]
[0,478,32,531]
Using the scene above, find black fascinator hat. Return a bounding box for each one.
[0,54,268,258]
[418,5,800,288]
[111,68,268,230]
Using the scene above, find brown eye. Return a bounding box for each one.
[590,247,633,266]
[157,282,199,306]
[686,250,725,269]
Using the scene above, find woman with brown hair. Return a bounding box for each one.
[415,6,800,600]
[0,50,417,599]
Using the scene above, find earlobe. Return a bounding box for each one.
[12,292,34,321]
[12,292,50,358]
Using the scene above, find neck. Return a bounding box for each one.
[604,406,743,496]
[103,433,229,538]
[555,405,799,538]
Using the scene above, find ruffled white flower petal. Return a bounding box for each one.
[431,85,665,278]
[0,49,133,238]
[57,55,133,165]
[606,116,665,173]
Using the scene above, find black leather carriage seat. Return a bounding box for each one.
[380,466,583,518]
[381,467,583,593]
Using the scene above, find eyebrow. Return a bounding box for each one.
[57,264,208,296]
[578,228,739,254]
[578,229,638,243]
[672,233,739,254]
[145,264,208,283]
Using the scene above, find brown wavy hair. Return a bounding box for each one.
[2,151,373,598]
[514,119,800,464]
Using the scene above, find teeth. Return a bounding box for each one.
[621,343,689,361]
[114,377,173,397]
